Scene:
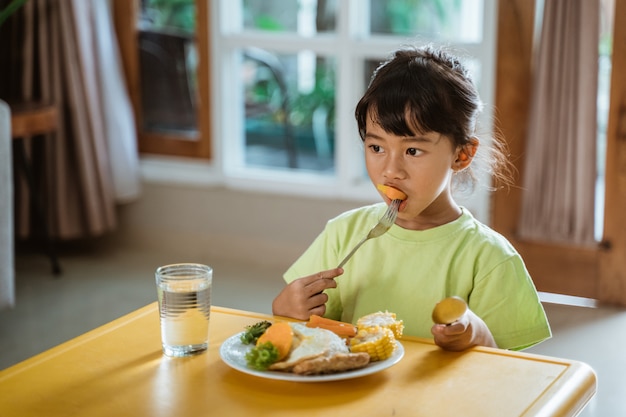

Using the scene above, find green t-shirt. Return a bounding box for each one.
[284,204,551,350]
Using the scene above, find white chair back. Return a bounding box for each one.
[0,99,15,309]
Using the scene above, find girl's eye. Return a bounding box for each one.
[369,144,382,153]
[407,148,422,156]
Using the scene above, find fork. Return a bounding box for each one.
[337,199,402,268]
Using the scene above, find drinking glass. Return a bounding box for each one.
[156,263,212,357]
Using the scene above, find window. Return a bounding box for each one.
[117,1,497,208]
[138,0,198,136]
[215,0,496,208]
[595,1,614,240]
[114,0,211,159]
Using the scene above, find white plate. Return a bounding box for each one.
[219,331,404,382]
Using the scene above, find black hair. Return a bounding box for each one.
[355,45,512,189]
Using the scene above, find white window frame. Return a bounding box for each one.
[142,0,497,216]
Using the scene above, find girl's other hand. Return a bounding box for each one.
[272,268,342,320]
[430,309,497,351]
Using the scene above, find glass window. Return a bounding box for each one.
[369,0,483,42]
[138,0,199,136]
[243,50,335,172]
[215,0,494,202]
[243,0,337,33]
[594,0,614,239]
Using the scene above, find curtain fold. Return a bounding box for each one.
[14,0,140,240]
[518,0,599,246]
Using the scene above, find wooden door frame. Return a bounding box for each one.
[492,0,626,304]
[598,0,626,304]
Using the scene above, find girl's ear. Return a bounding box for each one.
[453,137,479,171]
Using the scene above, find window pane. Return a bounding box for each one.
[242,49,336,172]
[369,0,483,42]
[138,0,199,137]
[243,0,336,33]
[595,1,614,240]
[141,0,196,32]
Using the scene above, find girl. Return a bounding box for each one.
[272,46,550,351]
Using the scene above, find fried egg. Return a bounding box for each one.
[269,323,349,371]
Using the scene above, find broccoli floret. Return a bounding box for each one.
[245,342,279,370]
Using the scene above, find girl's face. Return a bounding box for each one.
[364,114,466,230]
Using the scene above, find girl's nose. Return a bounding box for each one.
[383,155,405,179]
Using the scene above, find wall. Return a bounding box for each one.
[117,182,360,270]
[117,178,491,272]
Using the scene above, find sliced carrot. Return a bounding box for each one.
[376,184,407,201]
[307,315,357,338]
[256,322,293,360]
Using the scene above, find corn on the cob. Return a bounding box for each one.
[349,326,396,361]
[356,311,404,339]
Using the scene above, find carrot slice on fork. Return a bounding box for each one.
[376,184,407,201]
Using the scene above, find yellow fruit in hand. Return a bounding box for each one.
[432,296,468,325]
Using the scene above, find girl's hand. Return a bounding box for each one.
[272,268,343,320]
[430,308,497,351]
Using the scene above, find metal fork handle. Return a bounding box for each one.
[336,199,401,268]
[337,235,368,268]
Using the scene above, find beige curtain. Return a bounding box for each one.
[15,0,140,239]
[518,0,599,246]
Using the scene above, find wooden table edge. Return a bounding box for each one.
[0,302,598,417]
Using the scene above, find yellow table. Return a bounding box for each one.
[0,303,596,416]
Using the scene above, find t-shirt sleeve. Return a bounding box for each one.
[470,255,552,350]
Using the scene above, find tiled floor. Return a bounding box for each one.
[1,238,624,416]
